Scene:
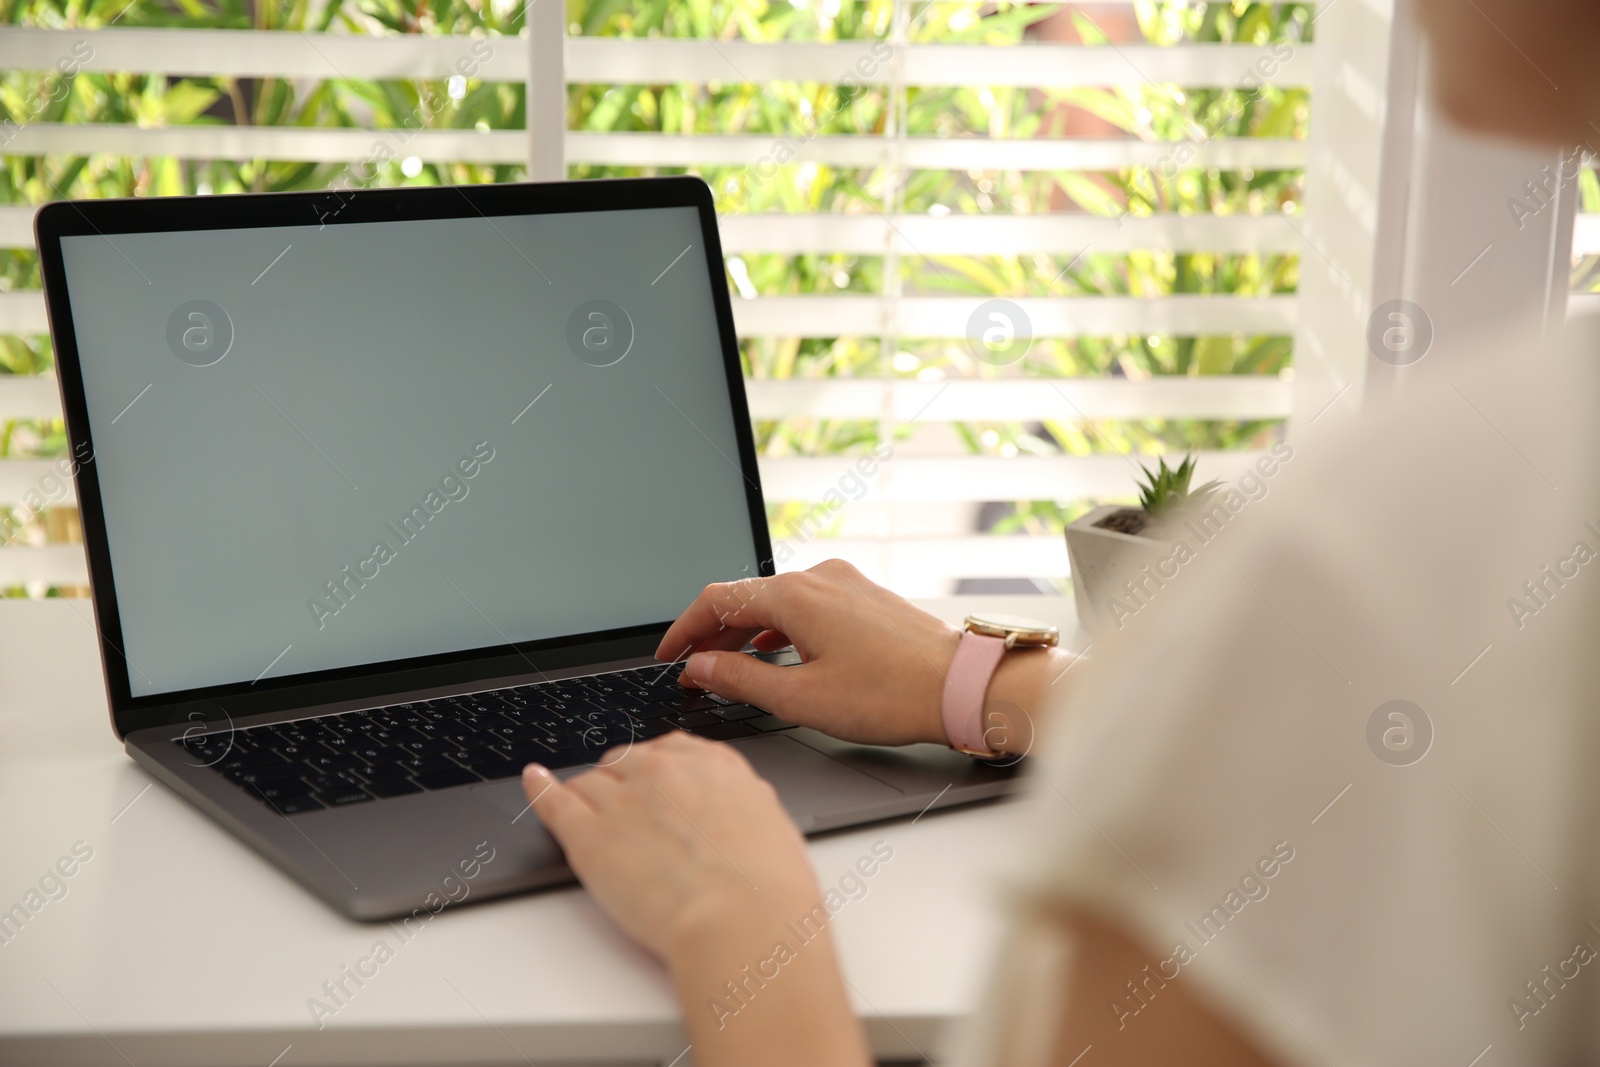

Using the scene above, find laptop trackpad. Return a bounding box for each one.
[471,735,902,827]
[732,734,904,822]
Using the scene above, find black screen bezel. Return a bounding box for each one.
[33,177,774,738]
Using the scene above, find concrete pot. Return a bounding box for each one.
[1064,505,1172,636]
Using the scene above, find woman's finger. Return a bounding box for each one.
[681,649,807,717]
[522,764,597,845]
[654,576,799,663]
[688,624,767,655]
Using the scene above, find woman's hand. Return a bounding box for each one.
[523,732,818,961]
[656,559,1073,753]
[524,735,871,1067]
[655,559,959,747]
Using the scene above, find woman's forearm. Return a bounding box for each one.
[668,903,871,1067]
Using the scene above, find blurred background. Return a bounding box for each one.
[3,0,1596,599]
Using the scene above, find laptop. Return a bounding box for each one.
[33,176,1021,920]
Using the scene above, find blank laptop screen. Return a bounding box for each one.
[58,206,760,698]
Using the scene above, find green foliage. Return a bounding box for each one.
[1135,453,1219,519]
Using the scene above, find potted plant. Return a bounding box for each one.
[1064,455,1221,635]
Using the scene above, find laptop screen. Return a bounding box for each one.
[58,205,761,699]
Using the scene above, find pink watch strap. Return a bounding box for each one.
[942,630,1007,756]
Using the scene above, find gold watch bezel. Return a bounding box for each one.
[963,612,1060,649]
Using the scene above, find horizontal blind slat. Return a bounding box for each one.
[1569,293,1600,319]
[0,292,49,335]
[1,28,1309,88]
[2,207,1305,254]
[1,123,528,164]
[570,131,1307,171]
[744,377,1291,421]
[0,459,76,505]
[778,535,1067,579]
[0,375,1288,422]
[731,294,1296,337]
[2,124,1306,171]
[759,450,1270,502]
[567,39,1313,88]
[0,26,523,81]
[1574,215,1600,256]
[0,206,34,248]
[0,377,63,419]
[0,450,1273,505]
[0,290,1297,340]
[0,545,88,586]
[718,212,1303,255]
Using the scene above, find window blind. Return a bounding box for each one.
[0,3,1340,595]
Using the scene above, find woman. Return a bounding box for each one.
[523,2,1600,1062]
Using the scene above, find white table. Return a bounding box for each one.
[0,596,1082,1067]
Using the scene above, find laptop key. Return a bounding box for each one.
[537,748,588,770]
[484,744,537,765]
[305,752,363,772]
[352,761,410,783]
[582,693,640,713]
[180,738,233,761]
[658,693,721,714]
[365,777,424,798]
[305,772,363,793]
[272,742,327,762]
[692,721,759,741]
[249,778,316,801]
[217,749,287,773]
[269,796,327,815]
[398,755,459,775]
[746,713,799,732]
[463,757,523,780]
[318,785,376,807]
[368,726,423,745]
[713,704,765,722]
[415,705,458,721]
[670,711,722,729]
[230,760,312,784]
[632,703,675,720]
[412,767,482,790]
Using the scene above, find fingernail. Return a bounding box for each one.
[684,651,714,686]
[523,763,550,784]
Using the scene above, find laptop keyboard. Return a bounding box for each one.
[174,664,797,815]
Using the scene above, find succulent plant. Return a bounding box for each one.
[1136,455,1222,520]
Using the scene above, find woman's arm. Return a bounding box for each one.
[524,737,1287,1067]
[1042,911,1285,1067]
[524,738,869,1067]
[657,559,1076,757]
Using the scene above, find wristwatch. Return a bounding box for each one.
[941,612,1059,757]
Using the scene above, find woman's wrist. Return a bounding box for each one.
[665,887,870,1067]
[925,637,1071,755]
[662,873,822,977]
[979,645,1074,755]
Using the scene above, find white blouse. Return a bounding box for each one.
[957,311,1600,1066]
